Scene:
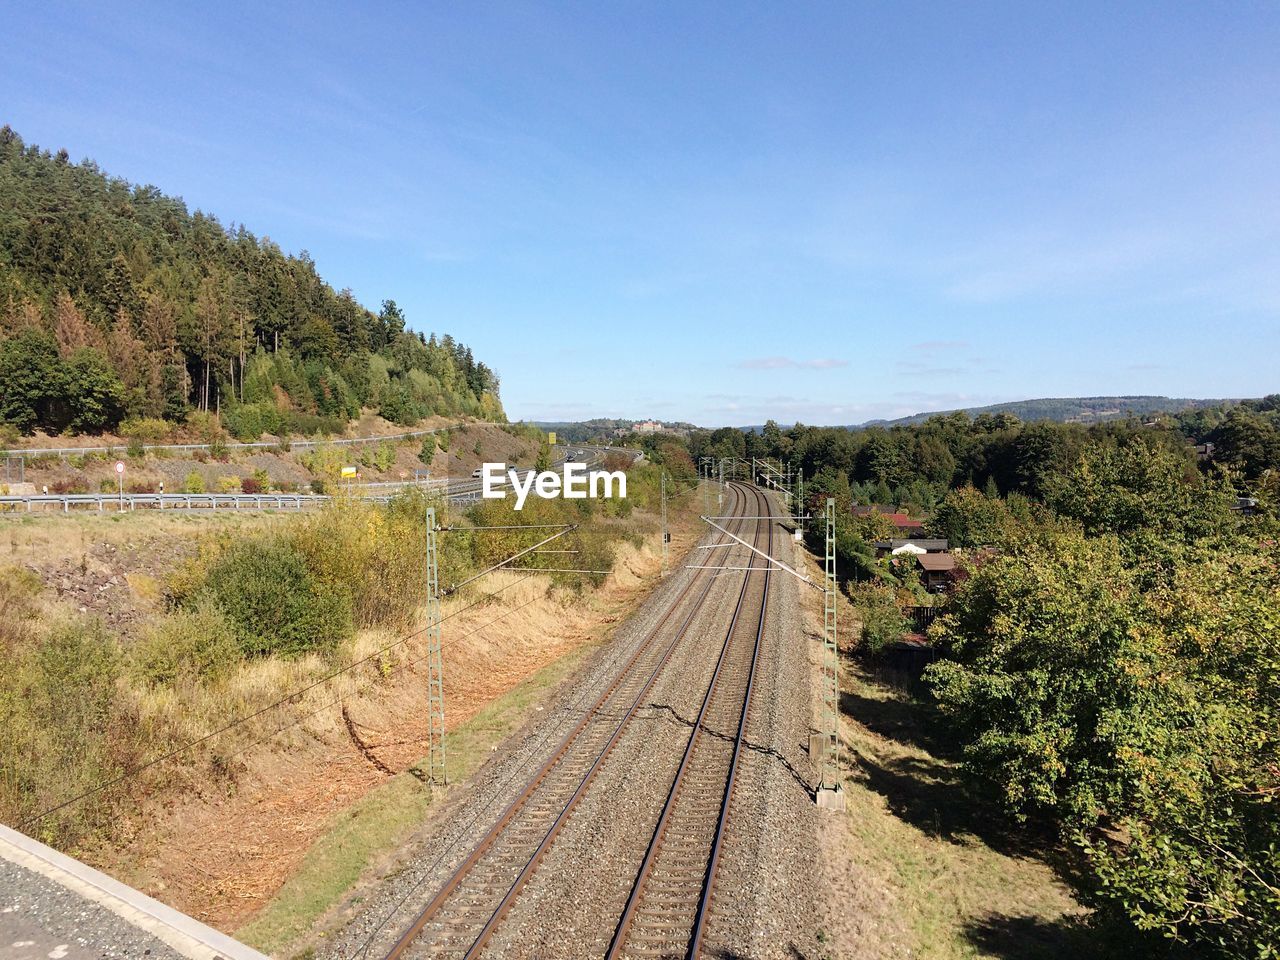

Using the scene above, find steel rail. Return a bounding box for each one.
[379,484,756,959]
[606,483,774,960]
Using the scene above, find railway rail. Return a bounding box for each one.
[607,485,773,959]
[375,481,776,959]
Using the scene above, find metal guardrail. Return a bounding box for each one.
[0,445,639,514]
[0,493,325,512]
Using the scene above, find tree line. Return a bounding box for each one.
[0,127,503,437]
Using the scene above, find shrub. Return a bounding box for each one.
[181,471,205,494]
[222,402,285,442]
[216,475,241,493]
[194,537,352,658]
[240,471,269,494]
[847,582,912,653]
[289,501,425,629]
[0,618,126,845]
[418,436,436,464]
[132,601,239,686]
[119,418,171,444]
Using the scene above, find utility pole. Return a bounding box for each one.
[661,471,668,577]
[425,506,446,785]
[816,497,844,809]
[718,459,725,508]
[794,467,805,535]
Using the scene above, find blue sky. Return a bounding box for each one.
[3,2,1278,426]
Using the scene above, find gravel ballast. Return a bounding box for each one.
[317,485,821,958]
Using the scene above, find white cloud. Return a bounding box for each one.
[736,356,849,370]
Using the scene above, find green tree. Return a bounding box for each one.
[927,533,1280,955]
[1209,409,1280,480]
[62,348,126,433]
[1043,440,1239,550]
[929,485,1013,547]
[0,329,64,432]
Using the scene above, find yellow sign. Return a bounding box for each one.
[341,466,358,479]
[547,431,557,445]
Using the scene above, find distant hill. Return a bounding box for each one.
[860,396,1238,428]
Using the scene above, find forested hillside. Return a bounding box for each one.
[863,394,1232,427]
[0,126,503,438]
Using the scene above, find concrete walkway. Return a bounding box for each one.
[0,825,267,960]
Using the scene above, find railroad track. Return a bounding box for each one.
[606,483,772,960]
[379,483,768,959]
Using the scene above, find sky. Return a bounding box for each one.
[2,2,1278,427]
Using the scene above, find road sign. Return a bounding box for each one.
[547,431,557,445]
[115,461,124,474]
[341,465,357,479]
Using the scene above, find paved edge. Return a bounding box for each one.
[0,824,269,960]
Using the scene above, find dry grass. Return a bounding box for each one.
[0,510,282,568]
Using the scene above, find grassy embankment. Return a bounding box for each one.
[0,419,539,498]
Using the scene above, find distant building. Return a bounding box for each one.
[633,420,665,434]
[915,552,958,592]
[852,503,925,533]
[886,513,925,533]
[873,538,949,558]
